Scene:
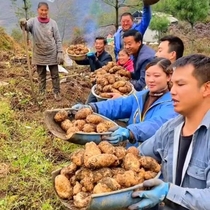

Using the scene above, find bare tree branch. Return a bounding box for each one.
[102,0,115,7]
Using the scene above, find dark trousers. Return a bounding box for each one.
[37,65,60,93]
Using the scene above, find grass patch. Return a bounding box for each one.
[0,97,80,209]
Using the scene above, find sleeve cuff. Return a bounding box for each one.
[88,103,98,113]
[166,184,186,206]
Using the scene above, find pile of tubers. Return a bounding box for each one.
[67,44,89,56]
[90,62,133,98]
[54,109,116,138]
[54,141,161,209]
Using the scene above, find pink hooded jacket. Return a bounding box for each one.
[117,59,134,72]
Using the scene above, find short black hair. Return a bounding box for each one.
[120,12,134,21]
[123,29,142,43]
[171,54,210,86]
[38,2,49,9]
[160,35,184,60]
[95,36,107,45]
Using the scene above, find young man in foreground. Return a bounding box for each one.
[129,54,210,210]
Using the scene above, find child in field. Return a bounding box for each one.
[117,49,134,72]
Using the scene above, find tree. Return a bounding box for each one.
[152,0,175,15]
[100,0,143,30]
[172,0,209,51]
[10,0,34,44]
[172,0,209,29]
[51,0,74,41]
[150,15,170,41]
[11,0,34,20]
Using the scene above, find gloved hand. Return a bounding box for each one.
[71,103,92,110]
[19,18,27,29]
[57,52,64,65]
[129,179,169,210]
[87,52,96,61]
[102,126,130,145]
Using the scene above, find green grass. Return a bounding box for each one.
[0,97,80,209]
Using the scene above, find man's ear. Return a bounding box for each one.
[203,81,210,97]
[170,51,176,61]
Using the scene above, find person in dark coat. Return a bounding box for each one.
[75,36,112,72]
[76,36,112,103]
[123,29,155,91]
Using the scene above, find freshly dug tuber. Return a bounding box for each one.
[93,177,120,194]
[75,108,93,120]
[96,122,109,133]
[115,170,139,187]
[73,120,86,131]
[92,168,112,183]
[86,154,118,169]
[54,110,68,122]
[73,181,82,195]
[126,146,139,156]
[98,141,116,154]
[66,126,79,138]
[82,124,96,133]
[73,192,91,208]
[123,153,140,172]
[70,149,85,167]
[61,119,73,131]
[84,142,101,167]
[86,114,104,124]
[55,174,73,199]
[139,156,160,173]
[60,162,77,178]
[115,146,126,160]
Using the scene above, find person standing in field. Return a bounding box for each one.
[20,2,64,101]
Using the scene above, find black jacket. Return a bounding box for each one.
[75,51,112,72]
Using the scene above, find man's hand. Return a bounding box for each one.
[102,126,130,145]
[106,92,122,99]
[87,52,96,61]
[57,52,64,65]
[19,18,27,29]
[129,179,169,210]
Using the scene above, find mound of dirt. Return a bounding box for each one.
[0,27,23,52]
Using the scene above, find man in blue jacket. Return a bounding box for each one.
[123,29,155,91]
[130,54,210,210]
[114,4,151,59]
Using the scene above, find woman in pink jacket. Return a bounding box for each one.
[117,49,134,72]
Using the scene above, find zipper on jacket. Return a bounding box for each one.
[141,100,171,121]
[133,100,170,123]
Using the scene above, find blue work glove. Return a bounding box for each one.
[87,52,96,61]
[102,126,130,145]
[71,103,92,110]
[129,179,169,210]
